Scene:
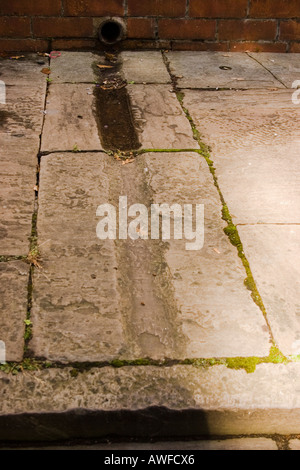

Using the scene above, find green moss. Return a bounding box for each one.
[0,345,291,376]
[0,255,27,263]
[0,358,45,375]
[226,357,261,374]
[289,354,300,362]
[70,368,79,378]
[24,322,33,342]
[223,224,242,249]
[111,359,126,368]
[132,358,152,366]
[266,346,288,364]
[111,358,153,368]
[221,204,231,224]
[225,346,288,373]
[72,144,80,153]
[176,91,185,104]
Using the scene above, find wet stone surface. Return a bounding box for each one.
[1,51,300,439]
[129,84,198,149]
[0,261,29,362]
[0,57,46,255]
[183,89,300,224]
[248,52,300,88]
[121,51,171,84]
[30,151,270,362]
[94,59,141,151]
[0,135,38,255]
[166,51,284,89]
[238,225,300,357]
[48,51,100,84]
[41,84,103,152]
[2,364,300,439]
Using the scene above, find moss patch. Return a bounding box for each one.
[226,357,261,374]
[0,358,48,375]
[225,347,288,373]
[0,346,291,375]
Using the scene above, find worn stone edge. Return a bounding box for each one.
[1,363,300,440]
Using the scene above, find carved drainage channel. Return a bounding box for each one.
[94,54,141,152]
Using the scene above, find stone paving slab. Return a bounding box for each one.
[0,84,46,137]
[129,85,197,149]
[0,135,37,255]
[1,52,300,442]
[30,151,270,362]
[0,261,29,362]
[249,53,300,88]
[238,225,300,357]
[289,440,300,450]
[144,152,270,357]
[121,51,171,84]
[30,153,125,362]
[183,89,300,224]
[0,55,48,86]
[0,76,46,254]
[166,51,284,89]
[49,51,100,84]
[41,84,103,153]
[30,152,188,362]
[0,61,46,252]
[1,363,300,440]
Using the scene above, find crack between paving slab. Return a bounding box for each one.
[0,345,293,376]
[237,223,300,226]
[246,53,288,89]
[161,49,279,353]
[38,149,201,158]
[23,59,51,359]
[0,255,27,263]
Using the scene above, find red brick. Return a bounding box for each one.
[250,0,300,18]
[33,17,93,38]
[280,20,300,40]
[0,17,31,37]
[0,0,61,16]
[158,19,216,40]
[64,0,124,17]
[290,42,300,52]
[0,39,49,52]
[128,0,186,17]
[127,18,156,39]
[171,41,229,51]
[229,41,287,52]
[52,38,97,49]
[189,0,247,18]
[219,20,277,41]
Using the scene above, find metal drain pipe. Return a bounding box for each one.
[98,17,126,45]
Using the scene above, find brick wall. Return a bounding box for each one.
[0,0,299,53]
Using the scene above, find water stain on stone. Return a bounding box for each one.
[0,109,34,130]
[0,226,8,239]
[0,110,9,126]
[94,57,141,151]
